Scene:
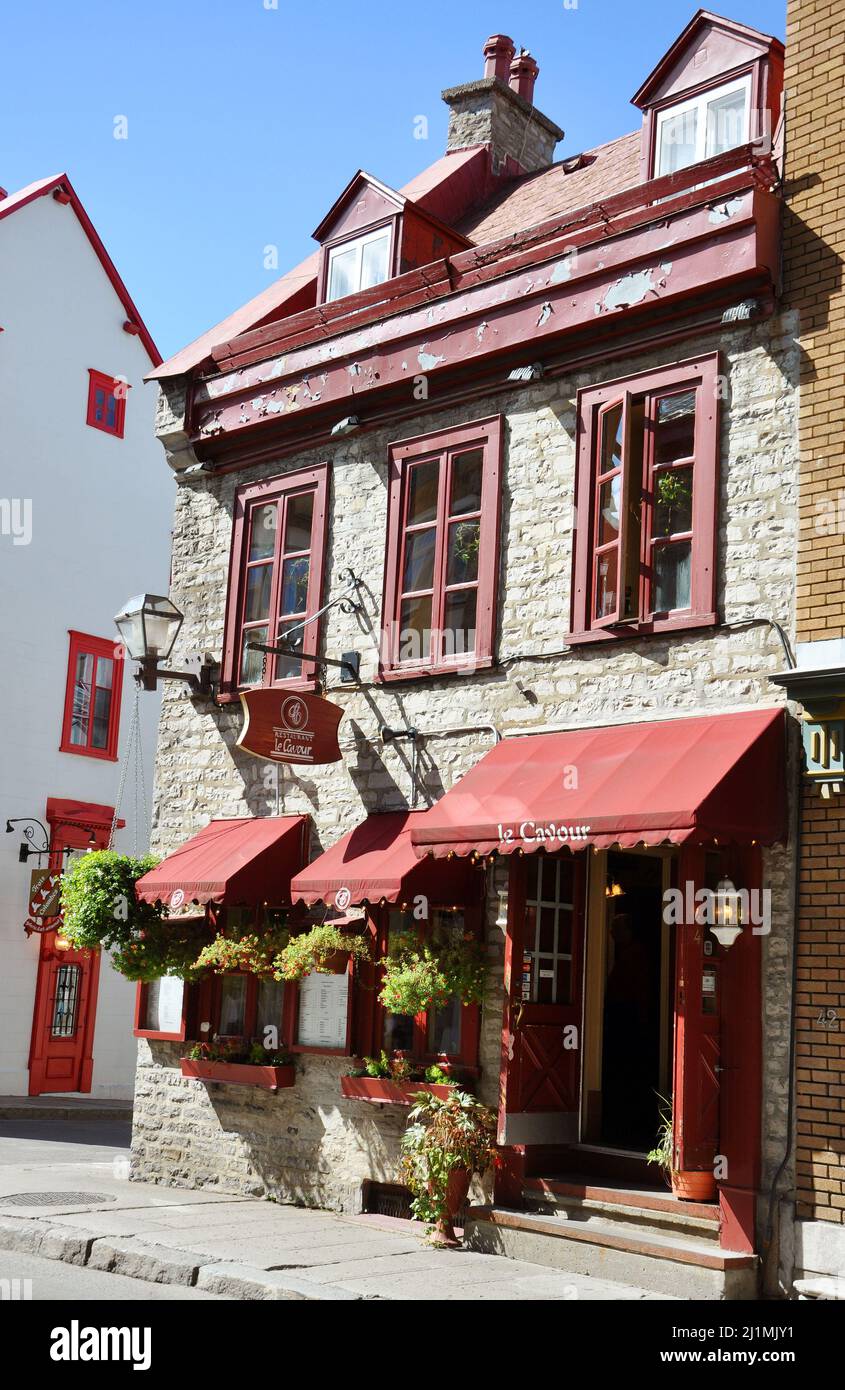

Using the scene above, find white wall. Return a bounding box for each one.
[0,189,171,1096]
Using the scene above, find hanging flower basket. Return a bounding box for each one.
[273,923,371,982]
[379,929,484,1016]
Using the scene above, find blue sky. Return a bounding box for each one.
[1,0,786,361]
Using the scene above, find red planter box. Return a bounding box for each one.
[341,1075,456,1106]
[180,1058,295,1091]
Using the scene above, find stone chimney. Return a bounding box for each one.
[443,34,563,174]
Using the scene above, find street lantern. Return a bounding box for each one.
[712,877,743,949]
[114,593,215,695]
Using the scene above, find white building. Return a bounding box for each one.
[0,174,169,1099]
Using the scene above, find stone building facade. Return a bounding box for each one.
[131,14,801,1295]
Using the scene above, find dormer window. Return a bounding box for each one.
[326,226,391,302]
[655,74,751,177]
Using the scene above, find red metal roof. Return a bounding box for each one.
[136,816,309,907]
[291,810,474,907]
[0,174,161,367]
[410,708,787,859]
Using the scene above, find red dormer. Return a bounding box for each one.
[312,171,469,306]
[632,9,784,181]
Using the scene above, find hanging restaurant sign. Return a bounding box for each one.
[24,869,63,935]
[237,689,344,766]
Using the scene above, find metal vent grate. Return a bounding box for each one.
[0,1191,117,1207]
[361,1181,414,1220]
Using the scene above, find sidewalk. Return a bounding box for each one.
[0,1135,673,1301]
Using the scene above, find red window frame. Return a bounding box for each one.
[220,463,329,700]
[569,354,720,644]
[318,216,399,306]
[59,631,124,761]
[380,416,503,681]
[86,369,128,438]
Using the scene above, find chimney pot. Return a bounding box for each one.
[483,33,515,82]
[509,49,539,104]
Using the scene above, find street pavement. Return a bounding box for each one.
[0,1249,228,1300]
[0,1112,673,1301]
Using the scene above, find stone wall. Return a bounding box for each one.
[132,315,801,1220]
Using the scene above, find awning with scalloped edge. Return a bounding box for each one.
[135,816,309,907]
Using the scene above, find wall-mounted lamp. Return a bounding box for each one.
[508,363,545,382]
[711,878,743,949]
[605,880,625,899]
[54,934,72,952]
[331,415,361,437]
[114,594,216,696]
[5,817,71,864]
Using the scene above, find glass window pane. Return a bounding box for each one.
[94,388,106,421]
[705,87,747,157]
[540,856,558,902]
[442,587,477,658]
[327,244,358,301]
[249,503,277,561]
[95,656,114,690]
[600,403,624,475]
[296,969,349,1049]
[284,493,314,553]
[51,965,81,1037]
[655,466,693,537]
[447,520,480,585]
[556,959,572,1005]
[71,653,94,744]
[655,391,696,464]
[399,594,432,662]
[403,528,436,592]
[595,548,619,620]
[406,460,440,525]
[450,449,483,515]
[657,107,698,175]
[239,624,268,684]
[142,976,184,1033]
[654,541,692,612]
[384,1012,415,1052]
[245,564,272,622]
[274,619,304,681]
[280,556,310,615]
[91,685,111,749]
[360,231,390,290]
[539,907,556,953]
[255,979,285,1037]
[428,994,461,1055]
[597,476,621,546]
[106,396,117,428]
[219,976,246,1035]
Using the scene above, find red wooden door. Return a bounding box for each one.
[28,817,107,1096]
[501,853,586,1146]
[673,846,720,1171]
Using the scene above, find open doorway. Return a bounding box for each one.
[582,849,674,1154]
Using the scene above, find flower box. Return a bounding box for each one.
[341,1075,457,1106]
[180,1058,295,1091]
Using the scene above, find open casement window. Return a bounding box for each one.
[381,416,503,680]
[86,369,128,438]
[570,355,719,643]
[325,225,392,303]
[374,906,480,1072]
[221,464,329,698]
[654,74,752,178]
[60,631,124,761]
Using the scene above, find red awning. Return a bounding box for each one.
[291,810,473,907]
[136,816,309,907]
[411,708,787,858]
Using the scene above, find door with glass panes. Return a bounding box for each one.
[502,853,586,1145]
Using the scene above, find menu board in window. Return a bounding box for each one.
[142,976,185,1034]
[297,969,349,1050]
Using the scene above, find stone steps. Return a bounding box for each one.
[522,1175,720,1243]
[464,1204,757,1300]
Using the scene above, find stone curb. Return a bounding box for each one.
[0,1218,368,1300]
[195,1262,365,1301]
[0,1105,132,1123]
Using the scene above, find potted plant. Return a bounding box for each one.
[341,1053,461,1105]
[60,851,207,981]
[656,471,692,535]
[192,924,290,977]
[400,1089,497,1246]
[180,1038,295,1091]
[646,1095,716,1202]
[379,926,484,1016]
[273,922,371,982]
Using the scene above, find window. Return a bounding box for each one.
[325,226,392,302]
[60,631,124,760]
[380,907,479,1068]
[221,464,329,697]
[522,857,576,1005]
[654,75,751,177]
[381,417,503,680]
[86,369,128,438]
[216,974,286,1042]
[570,355,719,643]
[134,976,187,1041]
